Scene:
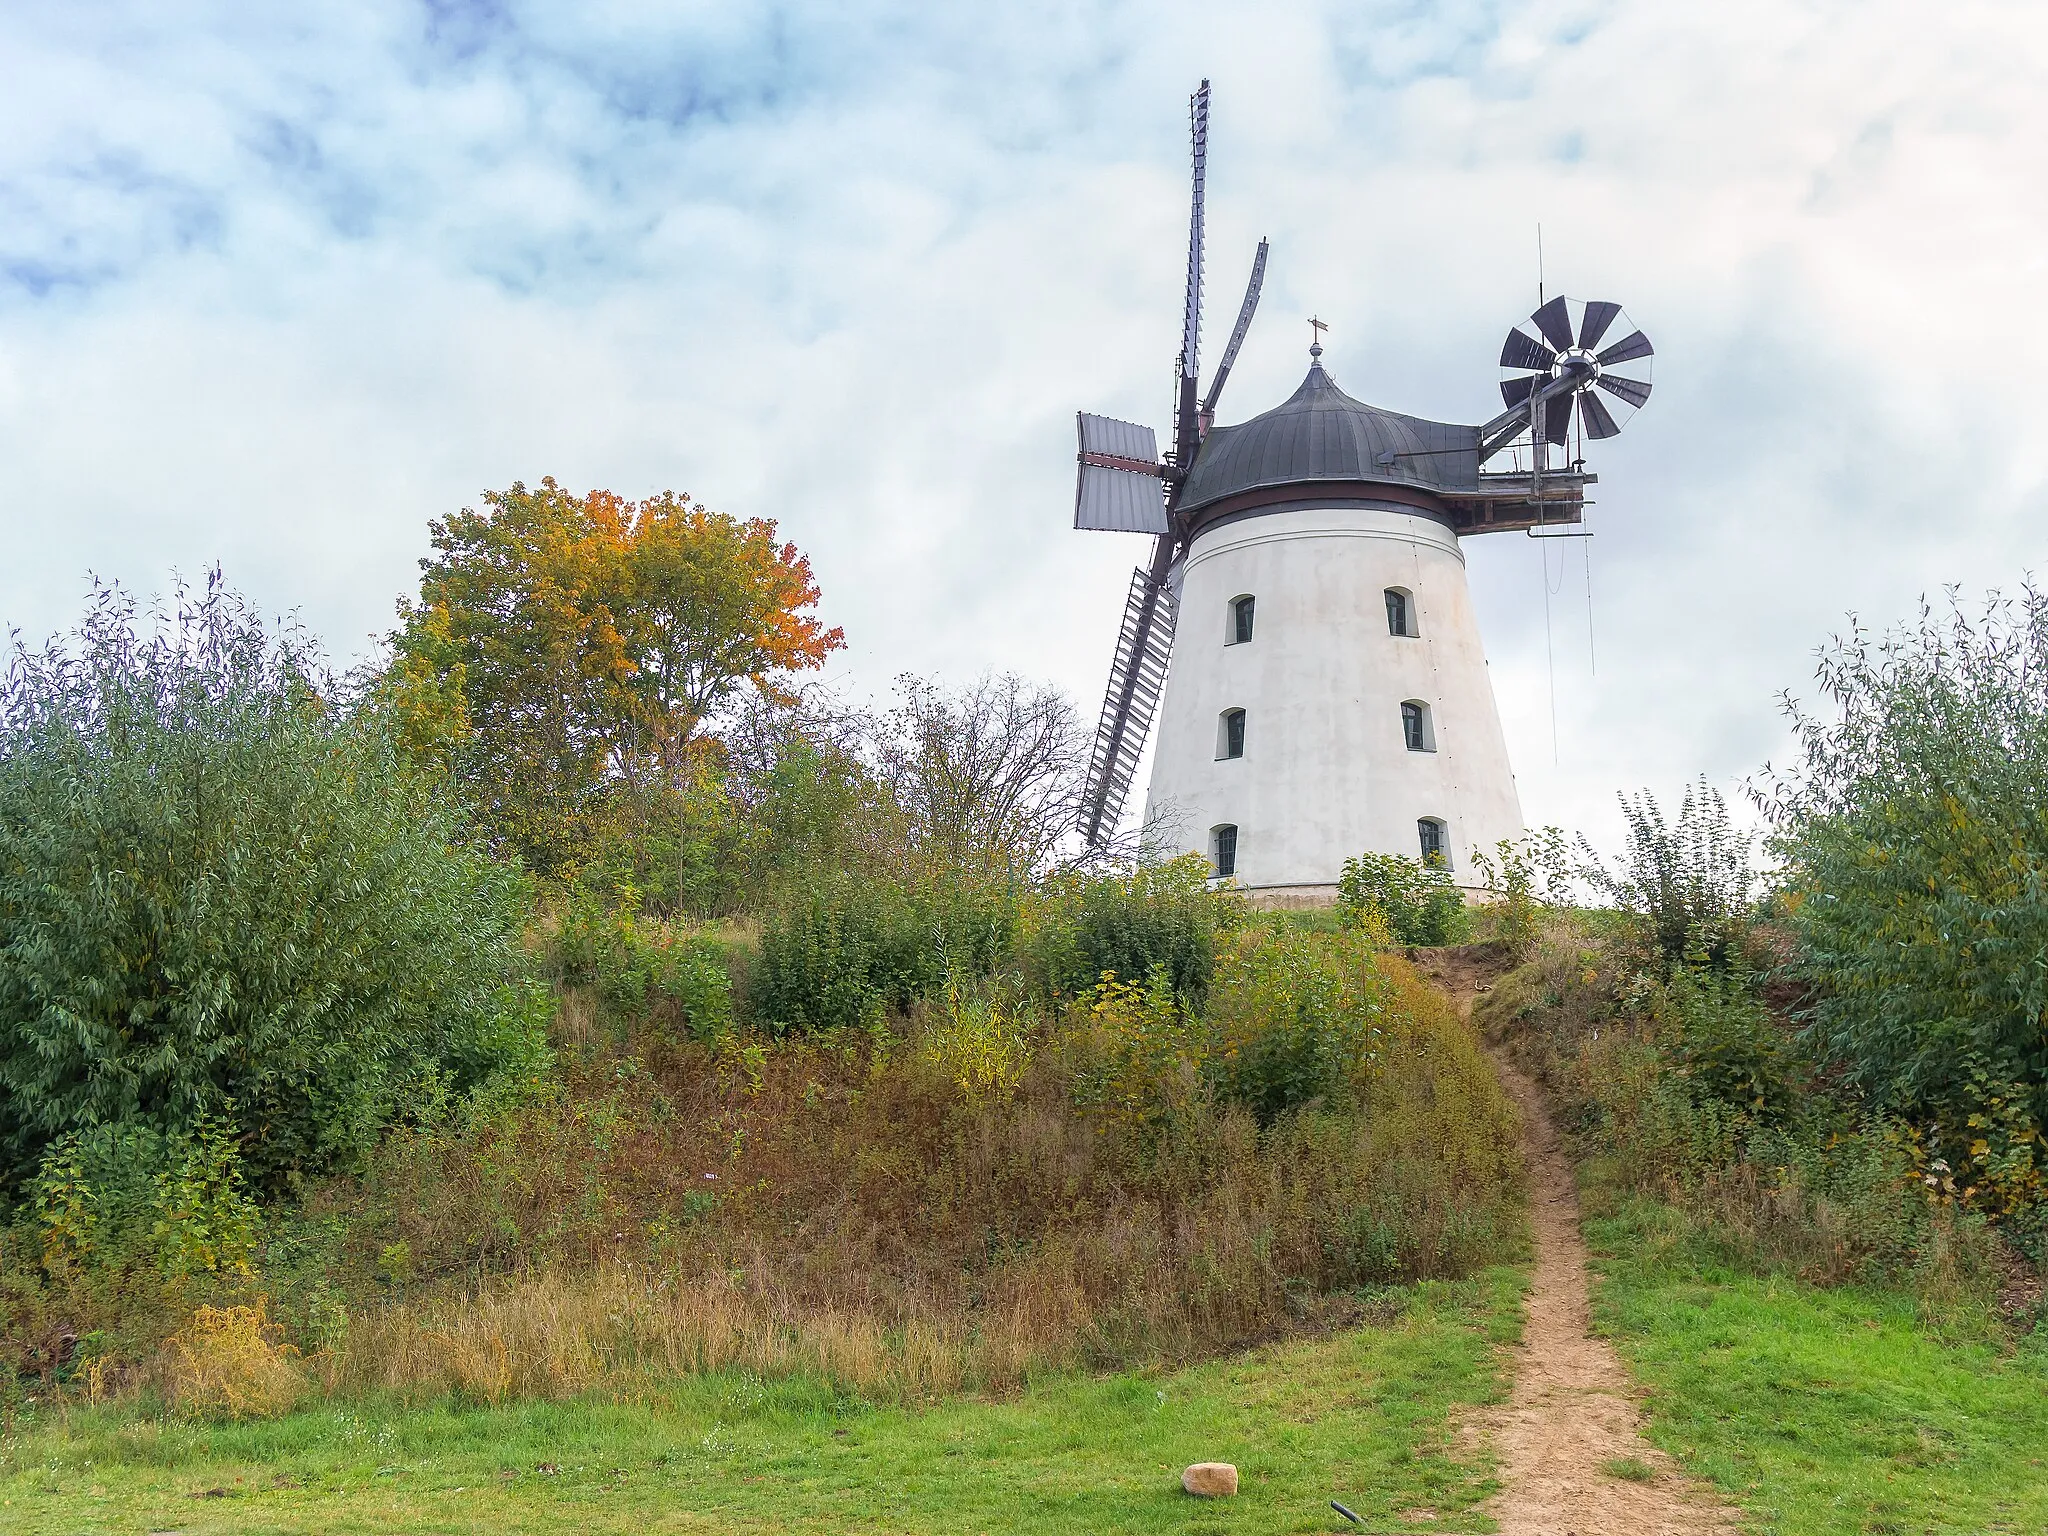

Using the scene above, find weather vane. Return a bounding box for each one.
[1307,315,1329,357]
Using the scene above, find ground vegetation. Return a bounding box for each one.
[0,532,1526,1426]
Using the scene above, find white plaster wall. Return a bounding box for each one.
[1142,502,1524,893]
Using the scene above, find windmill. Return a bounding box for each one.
[1071,79,1269,847]
[1070,84,1656,882]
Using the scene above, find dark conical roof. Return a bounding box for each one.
[1179,362,1481,515]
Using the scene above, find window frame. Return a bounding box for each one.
[1218,707,1247,760]
[1384,587,1418,638]
[1227,594,1256,646]
[1417,817,1449,868]
[1212,823,1238,879]
[1400,699,1436,752]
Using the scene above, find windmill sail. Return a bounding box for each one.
[1074,80,1248,851]
[1074,413,1167,533]
[1079,566,1179,847]
[1201,238,1269,427]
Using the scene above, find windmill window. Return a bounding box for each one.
[1385,587,1418,637]
[1228,594,1256,645]
[1212,824,1238,879]
[1401,700,1435,752]
[1417,818,1449,868]
[1218,708,1246,760]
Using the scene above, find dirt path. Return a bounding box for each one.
[1421,953,1738,1536]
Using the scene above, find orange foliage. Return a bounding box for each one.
[389,478,843,865]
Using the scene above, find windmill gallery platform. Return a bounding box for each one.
[1070,81,1654,904]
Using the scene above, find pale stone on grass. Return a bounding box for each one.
[1181,1462,1238,1497]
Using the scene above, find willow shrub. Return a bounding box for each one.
[1019,854,1234,1006]
[1336,852,1469,947]
[1761,588,2048,1202]
[1205,924,1388,1124]
[0,579,549,1197]
[749,875,1017,1034]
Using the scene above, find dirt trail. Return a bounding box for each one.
[1420,952,1737,1536]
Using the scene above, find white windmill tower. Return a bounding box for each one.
[1072,82,1654,900]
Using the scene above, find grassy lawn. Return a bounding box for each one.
[1585,1195,2048,1535]
[0,1270,1521,1536]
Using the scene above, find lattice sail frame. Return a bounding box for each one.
[1079,567,1179,847]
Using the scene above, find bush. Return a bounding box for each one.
[163,1296,305,1420]
[918,978,1034,1102]
[1065,967,1204,1143]
[1660,965,1795,1121]
[1021,854,1236,1006]
[548,891,734,1042]
[1336,851,1470,946]
[1205,925,1387,1124]
[0,579,549,1194]
[1469,829,1572,960]
[1478,914,2004,1295]
[750,876,1016,1034]
[1762,588,2048,1183]
[1578,778,1754,968]
[29,1117,261,1282]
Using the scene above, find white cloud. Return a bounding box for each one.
[3,0,2046,852]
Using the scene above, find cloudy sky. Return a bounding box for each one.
[3,1,2044,849]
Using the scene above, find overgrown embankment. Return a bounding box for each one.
[5,863,1526,1415]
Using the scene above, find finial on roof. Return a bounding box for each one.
[1307,314,1329,361]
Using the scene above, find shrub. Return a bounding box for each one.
[1205,926,1387,1124]
[27,1118,257,1280]
[1336,851,1470,946]
[548,890,734,1042]
[750,876,1016,1034]
[918,978,1034,1102]
[1578,778,1754,968]
[163,1296,305,1420]
[1659,965,1795,1121]
[1021,854,1235,1005]
[0,579,549,1193]
[1469,829,1572,960]
[1761,587,2048,1182]
[1065,967,1205,1142]
[1478,914,2003,1295]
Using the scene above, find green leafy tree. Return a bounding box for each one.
[0,577,548,1194]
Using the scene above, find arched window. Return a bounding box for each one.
[1384,587,1418,637]
[1228,594,1256,645]
[1218,708,1246,759]
[1212,824,1239,879]
[1401,700,1435,752]
[1417,818,1448,868]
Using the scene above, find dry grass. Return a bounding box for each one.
[291,942,1524,1405]
[325,1260,1089,1404]
[162,1296,306,1420]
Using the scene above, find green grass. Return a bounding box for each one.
[1584,1194,2048,1534]
[0,1271,1522,1535]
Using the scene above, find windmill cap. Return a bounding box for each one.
[1179,361,1481,514]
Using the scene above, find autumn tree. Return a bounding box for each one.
[390,478,842,873]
